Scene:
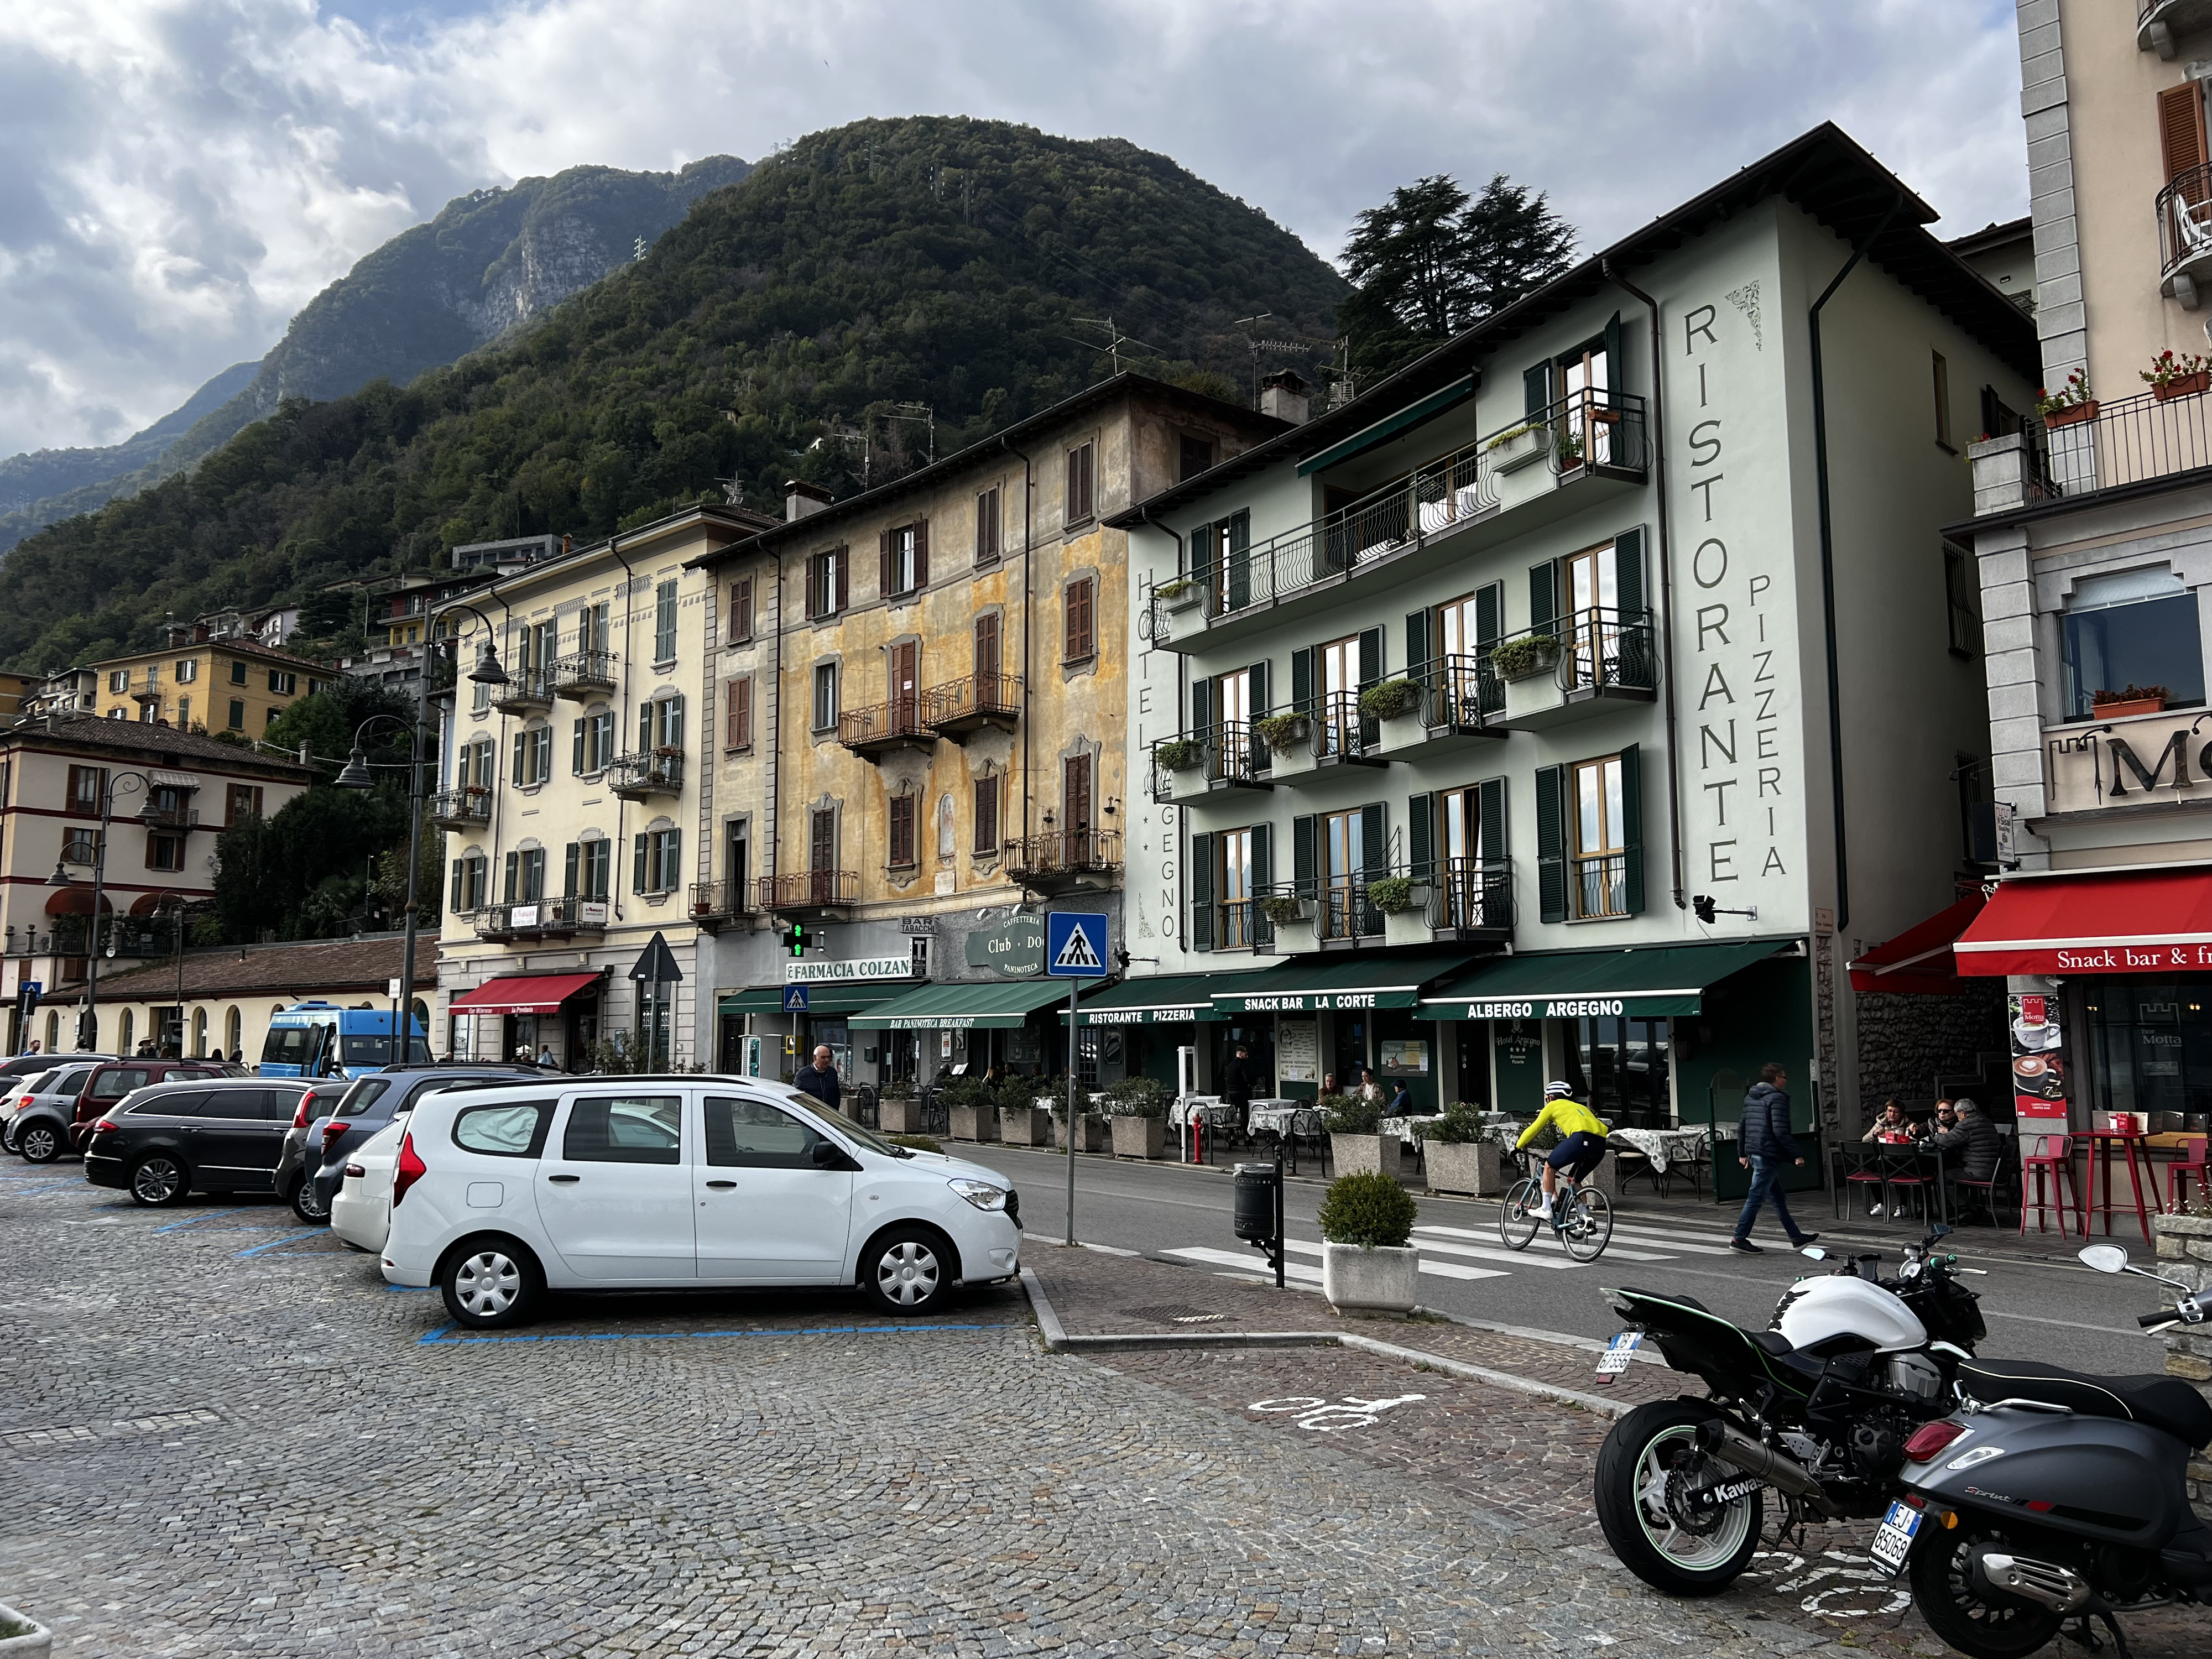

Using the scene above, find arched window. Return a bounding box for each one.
[119,1009,134,1052]
[227,1006,242,1057]
[192,1008,207,1058]
[44,1010,58,1052]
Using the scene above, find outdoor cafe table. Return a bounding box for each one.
[1248,1100,1322,1137]
[1378,1114,1443,1149]
[1610,1124,1713,1199]
[2078,1124,2157,1245]
[1832,1141,1952,1225]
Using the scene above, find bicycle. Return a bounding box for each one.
[1499,1146,1615,1262]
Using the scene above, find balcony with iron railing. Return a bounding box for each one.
[1489,608,1657,731]
[1571,852,1632,921]
[1371,655,1507,760]
[688,880,754,932]
[491,670,555,714]
[1999,384,2212,507]
[550,650,618,700]
[1424,857,1515,941]
[607,752,685,801]
[1149,723,1273,805]
[758,869,859,917]
[1003,828,1121,893]
[475,894,609,943]
[2158,163,2212,303]
[1207,898,1274,954]
[138,802,200,831]
[920,674,1021,738]
[838,698,934,759]
[1145,388,1648,651]
[428,789,494,832]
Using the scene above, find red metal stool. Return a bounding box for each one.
[2082,1124,2156,1245]
[2020,1133,2077,1237]
[2166,1136,2210,1213]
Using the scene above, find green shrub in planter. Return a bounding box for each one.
[1323,1092,1382,1134]
[1426,1101,1489,1145]
[1154,577,1194,598]
[1261,892,1308,927]
[1484,420,1540,452]
[889,1134,945,1154]
[936,1076,990,1110]
[1317,1170,1418,1248]
[1489,635,1560,681]
[1254,712,1310,754]
[993,1075,1045,1115]
[1358,679,1424,721]
[1104,1075,1169,1117]
[1155,738,1204,771]
[1366,875,1418,914]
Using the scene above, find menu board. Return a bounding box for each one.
[2008,992,2069,1134]
[1380,1039,1429,1075]
[1277,1019,1319,1084]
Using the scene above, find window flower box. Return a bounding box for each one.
[1155,578,1203,613]
[2156,372,2211,403]
[1485,420,1551,474]
[2044,401,2098,429]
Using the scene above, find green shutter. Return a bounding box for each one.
[511,732,525,785]
[1360,802,1387,881]
[1620,744,1645,915]
[1225,510,1251,611]
[1475,583,1502,648]
[1614,526,1646,619]
[1358,626,1382,688]
[1291,647,1314,713]
[1603,311,1623,389]
[1191,676,1211,735]
[634,833,649,894]
[564,843,580,897]
[1407,792,1433,881]
[639,702,655,753]
[1405,609,1431,684]
[1535,765,1566,923]
[1250,823,1274,949]
[1524,361,1551,419]
[572,718,585,774]
[1292,814,1317,899]
[1189,831,1214,952]
[450,860,465,912]
[503,851,520,904]
[1249,660,1270,717]
[1478,778,1506,864]
[1529,563,1556,635]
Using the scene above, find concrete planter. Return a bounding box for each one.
[0,1601,52,1659]
[1488,421,1551,474]
[1157,583,1204,613]
[1376,709,1428,754]
[1501,661,1563,726]
[1054,1113,1112,1152]
[1267,903,1321,955]
[1111,1115,1167,1159]
[878,1098,926,1135]
[2152,1212,2212,1511]
[1381,902,1432,948]
[1331,1132,1401,1181]
[1269,741,1318,779]
[998,1105,1052,1147]
[950,1104,999,1143]
[1162,759,1212,804]
[1160,599,1211,648]
[1322,1242,1421,1317]
[1425,1139,1509,1197]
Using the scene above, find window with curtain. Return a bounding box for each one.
[503,847,547,903]
[572,710,614,774]
[450,854,488,912]
[565,839,611,900]
[812,663,838,730]
[639,696,685,754]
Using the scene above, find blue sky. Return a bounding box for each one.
[0,0,2030,465]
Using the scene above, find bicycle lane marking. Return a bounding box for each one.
[1248,1393,1427,1433]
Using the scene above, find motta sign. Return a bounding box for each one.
[2047,709,2212,815]
[784,957,917,985]
[964,915,1045,977]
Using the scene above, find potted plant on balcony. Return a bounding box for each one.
[1359,677,1427,752]
[1366,874,1432,947]
[1155,737,1203,773]
[1422,1101,1509,1196]
[2037,367,2096,429]
[1154,576,1203,613]
[1107,1087,1167,1159]
[2144,349,2212,402]
[1325,1092,1398,1181]
[1484,419,1551,474]
[1490,634,1560,684]
[1261,890,1317,954]
[1254,711,1311,754]
[1317,1169,1420,1317]
[2092,683,2170,719]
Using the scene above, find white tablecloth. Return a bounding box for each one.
[1248,1100,1323,1136]
[1170,1095,1240,1130]
[1378,1114,1444,1148]
[1611,1125,1712,1172]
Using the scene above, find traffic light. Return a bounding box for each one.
[788,921,806,959]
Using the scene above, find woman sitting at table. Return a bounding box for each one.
[1862,1100,1918,1145]
[1388,1079,1415,1117]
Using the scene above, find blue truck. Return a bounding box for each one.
[259,1000,429,1079]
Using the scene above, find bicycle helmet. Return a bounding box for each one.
[1543,1081,1577,1099]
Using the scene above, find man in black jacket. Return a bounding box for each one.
[1731,1062,1818,1254]
[1218,1045,1258,1134]
[794,1045,841,1113]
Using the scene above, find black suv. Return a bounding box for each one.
[288,1064,545,1222]
[85,1078,322,1207]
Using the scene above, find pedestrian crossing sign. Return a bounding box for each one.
[1046,912,1108,978]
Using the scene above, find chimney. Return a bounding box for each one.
[561,534,572,555]
[785,478,834,523]
[1260,370,1312,425]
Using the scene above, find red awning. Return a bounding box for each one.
[448,972,604,1014]
[44,887,113,917]
[1848,893,1986,997]
[1954,871,2212,977]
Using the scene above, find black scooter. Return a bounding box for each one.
[1878,1243,2212,1658]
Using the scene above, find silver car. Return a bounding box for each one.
[3,1060,109,1160]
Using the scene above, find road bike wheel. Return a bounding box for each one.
[1499,1177,1542,1251]
[1561,1185,1614,1262]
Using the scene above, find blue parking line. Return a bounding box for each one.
[384,1285,429,1293]
[153,1208,248,1234]
[418,1321,1010,1345]
[234,1234,317,1258]
[16,1181,81,1196]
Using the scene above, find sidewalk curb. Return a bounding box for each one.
[1019,1267,1627,1417]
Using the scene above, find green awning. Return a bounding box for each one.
[717,984,911,1017]
[849,978,1074,1031]
[1209,949,1480,1014]
[1416,939,1792,1020]
[1296,376,1476,476]
[1067,972,1258,1025]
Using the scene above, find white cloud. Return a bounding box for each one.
[0,0,2026,462]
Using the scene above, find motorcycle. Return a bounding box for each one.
[1877,1243,2212,1658]
[1592,1223,1987,1597]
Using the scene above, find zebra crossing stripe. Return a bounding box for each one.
[1162,1246,1323,1284]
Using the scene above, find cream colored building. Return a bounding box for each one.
[431,504,771,1067]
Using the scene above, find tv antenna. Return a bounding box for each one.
[1067,316,1162,377]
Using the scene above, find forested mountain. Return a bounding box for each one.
[0,156,752,556]
[0,117,1346,673]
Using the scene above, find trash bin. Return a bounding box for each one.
[1233,1161,1280,1243]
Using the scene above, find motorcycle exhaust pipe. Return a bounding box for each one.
[1699,1423,1841,1519]
[1972,1551,2090,1615]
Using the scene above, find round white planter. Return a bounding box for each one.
[1322,1241,1421,1316]
[0,1601,53,1659]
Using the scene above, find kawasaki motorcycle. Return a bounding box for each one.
[1593,1224,1987,1595]
[1877,1243,2212,1658]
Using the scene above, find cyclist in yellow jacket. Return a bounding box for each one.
[1516,1082,1610,1225]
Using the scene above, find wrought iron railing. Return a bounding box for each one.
[1556,608,1657,695]
[476,895,608,938]
[1149,734,1209,801]
[1418,653,1505,728]
[1572,853,1631,920]
[607,752,684,795]
[1319,880,1382,942]
[2159,162,2212,285]
[1208,719,1269,786]
[492,670,554,711]
[920,674,1021,728]
[759,870,859,910]
[1003,830,1121,881]
[549,650,618,695]
[2030,384,2212,499]
[1213,899,1272,952]
[1311,691,1376,759]
[1427,857,1514,932]
[138,803,199,830]
[838,699,929,749]
[429,789,493,828]
[690,880,750,919]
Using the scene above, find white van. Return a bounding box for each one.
[380,1076,1021,1327]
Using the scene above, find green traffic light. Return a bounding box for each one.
[790,921,806,958]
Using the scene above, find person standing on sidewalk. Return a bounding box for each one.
[1731,1062,1818,1254]
[1219,1044,1257,1135]
[794,1044,841,1113]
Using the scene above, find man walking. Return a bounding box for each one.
[1219,1043,1257,1134]
[794,1044,841,1113]
[1731,1062,1818,1254]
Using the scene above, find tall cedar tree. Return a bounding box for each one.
[1340,173,1576,378]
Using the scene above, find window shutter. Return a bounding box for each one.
[503,850,520,904]
[1614,527,1646,619]
[1224,510,1251,611]
[665,696,684,752]
[1191,676,1211,734]
[836,545,849,612]
[634,833,649,894]
[1292,814,1317,899]
[1189,831,1215,952]
[2161,82,2208,182]
[1250,822,1272,894]
[450,860,465,912]
[1529,563,1557,634]
[1361,802,1387,883]
[1524,361,1551,419]
[564,843,580,897]
[1358,625,1382,688]
[913,518,928,588]
[1620,743,1646,915]
[734,679,751,748]
[639,702,654,753]
[572,718,586,774]
[1407,792,1433,881]
[1535,765,1566,923]
[511,732,525,785]
[1478,778,1507,865]
[1191,520,1214,592]
[1603,311,1623,387]
[1476,582,1503,651]
[1405,608,1431,684]
[1248,660,1269,716]
[1291,647,1314,712]
[732,580,752,643]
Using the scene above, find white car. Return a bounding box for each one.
[330,1119,404,1253]
[380,1077,1022,1328]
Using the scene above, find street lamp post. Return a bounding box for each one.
[337,607,506,1067]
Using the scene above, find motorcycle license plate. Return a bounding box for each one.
[1868,1500,1922,1577]
[1593,1332,1642,1383]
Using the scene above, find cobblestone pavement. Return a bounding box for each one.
[0,1170,2191,1657]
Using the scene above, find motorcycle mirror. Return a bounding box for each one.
[2078,1244,2130,1274]
[1931,1223,1953,1240]
[1799,1245,1827,1260]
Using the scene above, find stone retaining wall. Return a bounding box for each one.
[1854,982,2007,1123]
[2153,1211,2212,1514]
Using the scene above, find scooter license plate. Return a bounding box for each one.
[1593,1332,1642,1382]
[1868,1500,1922,1577]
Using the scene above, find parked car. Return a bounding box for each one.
[83,1078,322,1206]
[280,1064,544,1224]
[2,1057,118,1156]
[0,1052,90,1088]
[330,1120,405,1253]
[13,1058,220,1162]
[379,1076,1022,1327]
[61,1060,240,1155]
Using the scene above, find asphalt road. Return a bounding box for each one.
[963,1142,2171,1376]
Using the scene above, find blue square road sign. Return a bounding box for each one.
[1045,912,1109,979]
[782,983,811,1013]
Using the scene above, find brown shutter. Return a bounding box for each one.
[1065,578,1094,660]
[1065,753,1093,832]
[730,579,752,643]
[973,774,998,854]
[879,529,893,597]
[912,518,928,588]
[974,613,1000,683]
[2163,83,2208,182]
[727,678,751,749]
[835,545,849,612]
